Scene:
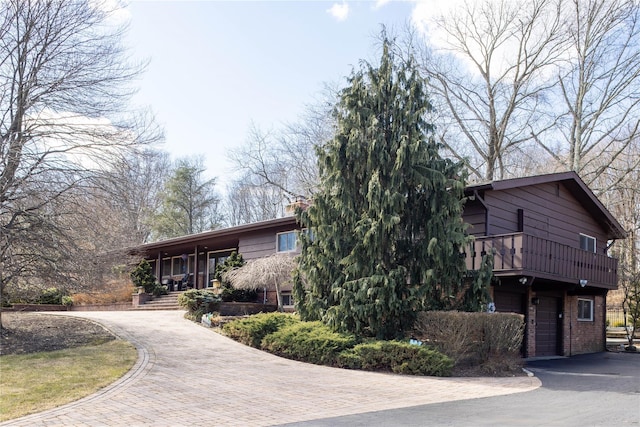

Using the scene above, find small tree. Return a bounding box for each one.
[621,268,640,351]
[224,253,297,312]
[130,260,156,294]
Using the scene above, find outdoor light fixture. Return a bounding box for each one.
[579,279,588,287]
[518,276,528,285]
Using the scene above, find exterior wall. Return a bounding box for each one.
[482,183,608,252]
[238,227,300,260]
[239,232,277,260]
[562,294,606,355]
[462,199,486,236]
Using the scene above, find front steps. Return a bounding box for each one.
[135,291,183,311]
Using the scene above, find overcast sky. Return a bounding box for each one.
[124,1,448,187]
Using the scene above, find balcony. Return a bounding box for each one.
[464,233,618,289]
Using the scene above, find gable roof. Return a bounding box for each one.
[465,171,627,240]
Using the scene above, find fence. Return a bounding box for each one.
[607,308,629,327]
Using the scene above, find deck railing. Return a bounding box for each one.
[464,233,618,287]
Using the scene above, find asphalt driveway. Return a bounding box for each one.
[1,310,539,427]
[289,352,640,426]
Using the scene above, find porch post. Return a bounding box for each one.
[157,252,162,283]
[194,246,199,289]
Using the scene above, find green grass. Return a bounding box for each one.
[0,340,137,422]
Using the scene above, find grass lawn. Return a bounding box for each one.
[0,340,137,422]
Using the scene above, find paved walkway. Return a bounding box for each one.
[2,311,541,426]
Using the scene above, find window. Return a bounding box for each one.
[281,291,294,306]
[577,298,594,321]
[580,234,596,253]
[277,231,297,252]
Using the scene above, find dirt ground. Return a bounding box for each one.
[0,312,116,356]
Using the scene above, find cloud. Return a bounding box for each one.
[373,0,392,9]
[327,2,349,22]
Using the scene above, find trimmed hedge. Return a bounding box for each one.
[261,321,357,366]
[338,341,453,376]
[412,311,525,367]
[222,312,299,348]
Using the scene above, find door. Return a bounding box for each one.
[536,296,561,356]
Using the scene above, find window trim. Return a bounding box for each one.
[579,233,596,253]
[281,291,294,307]
[577,298,594,322]
[276,230,298,253]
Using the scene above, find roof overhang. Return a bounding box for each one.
[465,171,627,240]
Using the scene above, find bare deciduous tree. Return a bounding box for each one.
[414,0,565,180]
[413,0,639,184]
[0,0,159,321]
[226,88,336,224]
[550,0,640,186]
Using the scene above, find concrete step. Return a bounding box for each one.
[136,292,183,310]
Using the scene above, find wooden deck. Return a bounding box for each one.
[464,233,618,288]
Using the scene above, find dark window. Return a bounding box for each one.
[577,298,594,321]
[580,234,596,253]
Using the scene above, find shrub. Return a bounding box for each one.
[222,312,299,348]
[337,341,453,376]
[61,295,74,307]
[261,321,357,365]
[178,289,220,322]
[152,284,169,297]
[72,279,133,305]
[130,259,157,293]
[412,311,524,368]
[38,287,66,305]
[220,287,258,302]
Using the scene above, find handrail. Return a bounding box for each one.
[464,233,618,287]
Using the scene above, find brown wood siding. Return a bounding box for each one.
[483,183,609,252]
[494,291,525,314]
[239,232,277,260]
[462,200,486,236]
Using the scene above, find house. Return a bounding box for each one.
[463,171,626,357]
[134,216,300,309]
[134,171,625,357]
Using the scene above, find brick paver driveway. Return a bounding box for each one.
[1,311,540,426]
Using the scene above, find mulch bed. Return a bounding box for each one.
[0,312,116,356]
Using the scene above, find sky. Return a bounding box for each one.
[123,0,443,188]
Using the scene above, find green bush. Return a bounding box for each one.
[38,287,66,305]
[178,289,220,321]
[130,259,156,293]
[261,321,357,365]
[152,284,169,297]
[61,295,74,307]
[222,312,299,348]
[337,341,453,376]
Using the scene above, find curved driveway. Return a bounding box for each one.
[2,310,540,426]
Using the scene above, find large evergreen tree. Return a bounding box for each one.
[293,35,472,340]
[151,158,221,240]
